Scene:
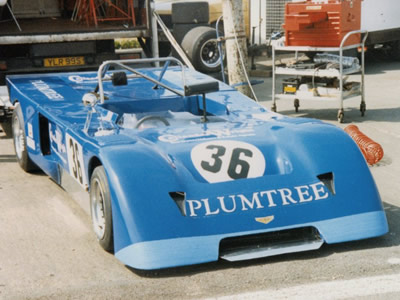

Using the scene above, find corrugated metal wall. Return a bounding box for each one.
[265,0,290,39]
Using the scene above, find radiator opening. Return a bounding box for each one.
[219,227,323,261]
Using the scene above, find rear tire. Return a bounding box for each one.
[181,26,222,73]
[12,103,37,172]
[90,166,114,253]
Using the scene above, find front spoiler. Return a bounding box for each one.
[115,210,388,270]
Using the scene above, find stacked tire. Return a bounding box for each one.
[172,2,222,73]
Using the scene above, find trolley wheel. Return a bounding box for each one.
[271,103,277,112]
[337,109,344,123]
[294,99,300,112]
[360,101,366,117]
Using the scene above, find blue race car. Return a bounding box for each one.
[7,57,388,270]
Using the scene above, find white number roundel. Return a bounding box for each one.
[191,140,266,183]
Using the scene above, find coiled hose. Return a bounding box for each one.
[344,125,384,165]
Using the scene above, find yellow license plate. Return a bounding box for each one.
[44,56,85,67]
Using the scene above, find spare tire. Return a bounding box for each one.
[171,2,209,24]
[173,23,207,44]
[181,26,222,73]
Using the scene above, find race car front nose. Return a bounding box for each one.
[168,172,336,218]
[114,210,387,270]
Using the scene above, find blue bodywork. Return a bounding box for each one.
[7,58,388,270]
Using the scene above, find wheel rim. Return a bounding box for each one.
[12,115,24,159]
[91,178,106,240]
[200,39,221,69]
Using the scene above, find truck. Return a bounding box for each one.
[0,0,152,136]
[361,0,400,58]
[0,0,243,136]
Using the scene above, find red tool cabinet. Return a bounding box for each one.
[283,0,361,47]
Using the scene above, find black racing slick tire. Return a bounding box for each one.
[181,26,222,73]
[173,23,207,44]
[171,2,209,24]
[90,166,114,253]
[12,103,37,172]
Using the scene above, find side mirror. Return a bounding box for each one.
[82,92,99,106]
[112,72,128,86]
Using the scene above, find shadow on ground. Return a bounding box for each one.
[365,50,400,75]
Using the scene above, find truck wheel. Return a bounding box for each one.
[12,103,37,172]
[173,23,207,44]
[181,26,222,73]
[90,166,113,253]
[171,2,209,24]
[1,122,12,138]
[390,41,400,60]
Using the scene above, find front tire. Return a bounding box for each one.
[90,166,114,252]
[12,103,37,172]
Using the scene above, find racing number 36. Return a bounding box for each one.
[191,140,266,183]
[201,145,252,180]
[66,134,87,188]
[69,138,83,184]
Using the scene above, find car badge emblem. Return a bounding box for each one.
[255,216,274,225]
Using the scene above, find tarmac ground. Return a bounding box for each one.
[1,51,400,299]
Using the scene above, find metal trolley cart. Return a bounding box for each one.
[271,30,368,123]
